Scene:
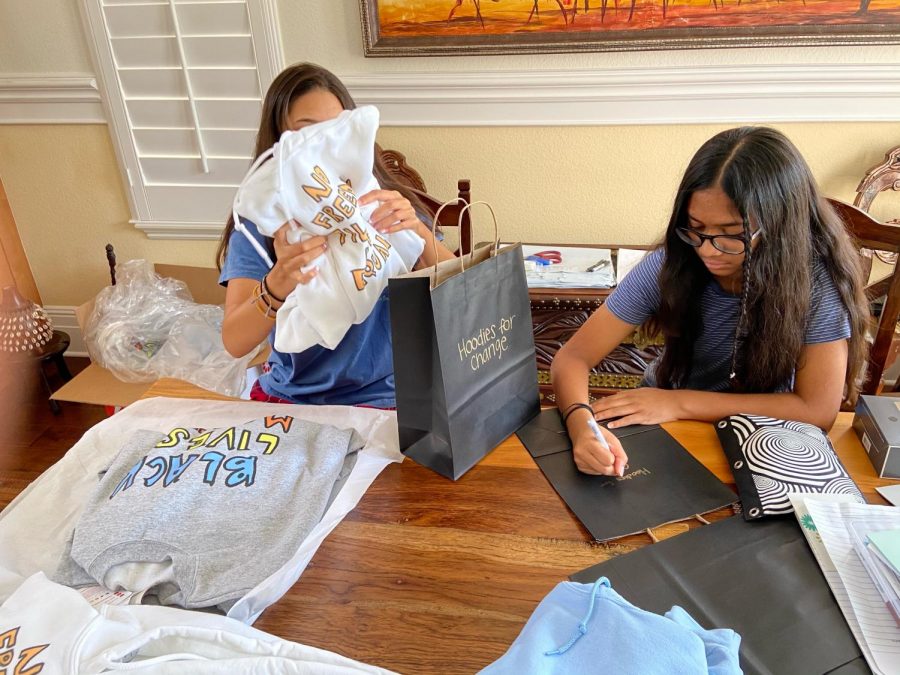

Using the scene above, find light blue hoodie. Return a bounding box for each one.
[480,577,742,675]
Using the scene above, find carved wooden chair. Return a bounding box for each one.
[828,198,900,396]
[831,147,900,394]
[377,145,472,255]
[854,146,900,268]
[854,146,900,220]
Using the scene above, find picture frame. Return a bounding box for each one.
[359,0,900,56]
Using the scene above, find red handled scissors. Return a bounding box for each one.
[525,250,562,266]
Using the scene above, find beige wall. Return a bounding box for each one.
[0,0,93,73]
[0,126,216,305]
[0,0,898,304]
[376,123,900,247]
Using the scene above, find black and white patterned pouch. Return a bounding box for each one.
[716,414,865,521]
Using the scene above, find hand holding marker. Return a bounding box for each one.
[587,415,624,477]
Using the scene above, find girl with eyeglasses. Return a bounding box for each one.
[552,127,869,476]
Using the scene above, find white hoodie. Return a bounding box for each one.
[0,573,394,674]
[231,106,424,353]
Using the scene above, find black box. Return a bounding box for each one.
[853,394,900,479]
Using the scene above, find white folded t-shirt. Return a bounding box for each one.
[232,106,424,353]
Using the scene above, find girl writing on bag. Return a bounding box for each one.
[217,63,455,407]
[552,126,869,476]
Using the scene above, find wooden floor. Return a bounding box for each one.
[0,355,106,510]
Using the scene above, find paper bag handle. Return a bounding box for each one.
[430,197,468,273]
[456,201,500,273]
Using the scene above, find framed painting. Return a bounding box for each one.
[359,0,900,55]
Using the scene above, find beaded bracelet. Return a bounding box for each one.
[562,403,594,425]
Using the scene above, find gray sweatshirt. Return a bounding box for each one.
[55,415,361,610]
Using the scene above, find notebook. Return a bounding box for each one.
[797,496,900,675]
[869,529,900,577]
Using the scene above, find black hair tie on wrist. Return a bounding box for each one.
[561,401,585,417]
[262,274,285,303]
[562,403,594,425]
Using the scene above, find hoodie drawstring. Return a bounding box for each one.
[544,577,610,657]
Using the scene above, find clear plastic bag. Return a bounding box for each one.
[84,260,257,397]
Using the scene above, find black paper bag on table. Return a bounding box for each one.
[389,201,540,480]
[570,515,867,675]
[516,409,737,541]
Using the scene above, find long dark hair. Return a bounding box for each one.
[653,126,869,403]
[216,62,430,270]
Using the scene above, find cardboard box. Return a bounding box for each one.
[852,394,900,479]
[52,264,265,409]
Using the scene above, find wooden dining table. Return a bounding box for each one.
[143,378,893,675]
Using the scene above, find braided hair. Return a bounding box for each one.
[728,217,754,385]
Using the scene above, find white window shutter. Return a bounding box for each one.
[80,0,283,239]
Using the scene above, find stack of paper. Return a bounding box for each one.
[515,245,615,289]
[615,248,648,284]
[868,530,900,619]
[791,494,900,675]
[870,531,900,577]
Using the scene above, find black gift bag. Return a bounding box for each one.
[570,516,867,675]
[389,201,540,480]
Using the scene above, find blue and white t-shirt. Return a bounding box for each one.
[219,220,396,407]
[605,248,851,392]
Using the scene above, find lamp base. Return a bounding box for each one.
[0,330,72,415]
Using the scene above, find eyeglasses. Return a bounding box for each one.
[675,226,760,255]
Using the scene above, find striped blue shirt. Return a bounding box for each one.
[605,249,851,392]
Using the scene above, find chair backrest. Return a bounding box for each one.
[106,243,117,285]
[854,146,900,216]
[377,145,472,255]
[828,198,900,395]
